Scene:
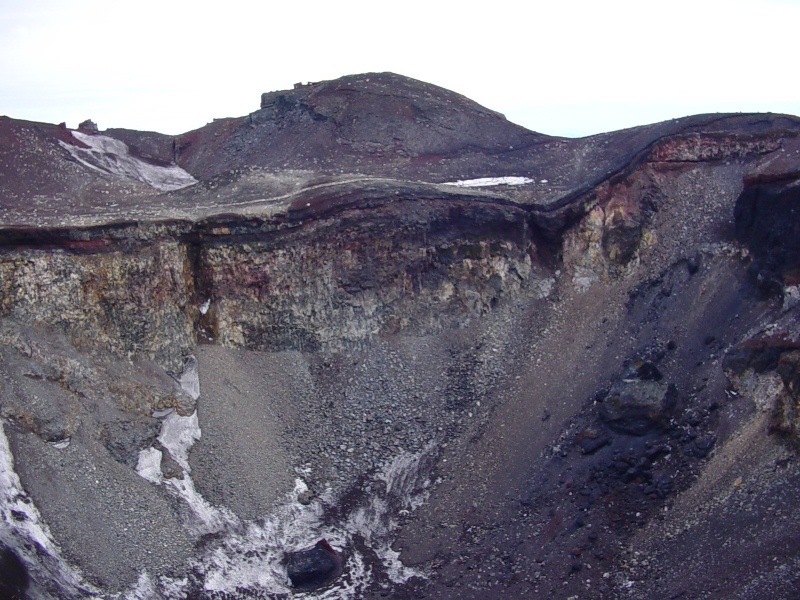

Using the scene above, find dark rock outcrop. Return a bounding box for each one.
[99,419,161,468]
[723,305,800,438]
[776,351,800,436]
[575,427,611,454]
[77,119,98,134]
[176,72,549,182]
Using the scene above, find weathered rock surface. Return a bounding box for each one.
[724,305,800,437]
[200,195,534,351]
[0,241,195,366]
[0,181,538,357]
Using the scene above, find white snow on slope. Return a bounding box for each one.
[60,131,197,191]
[136,356,237,537]
[444,176,535,187]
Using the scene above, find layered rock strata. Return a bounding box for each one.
[0,183,538,362]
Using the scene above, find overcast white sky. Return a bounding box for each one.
[2,0,799,138]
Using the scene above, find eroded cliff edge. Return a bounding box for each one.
[1,73,800,599]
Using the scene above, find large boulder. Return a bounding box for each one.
[285,540,342,590]
[600,364,677,435]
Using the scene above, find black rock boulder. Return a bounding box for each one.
[286,539,342,590]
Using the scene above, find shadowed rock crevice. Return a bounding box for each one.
[735,171,800,288]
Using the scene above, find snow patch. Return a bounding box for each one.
[157,409,237,535]
[159,411,201,470]
[60,131,196,191]
[124,571,160,600]
[135,447,164,484]
[0,424,57,555]
[444,176,535,187]
[345,449,431,584]
[136,438,236,538]
[164,462,237,537]
[50,438,71,449]
[134,357,434,598]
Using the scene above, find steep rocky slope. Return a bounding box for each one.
[1,73,799,599]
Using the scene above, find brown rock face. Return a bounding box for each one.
[647,131,782,163]
[562,169,658,287]
[0,183,539,361]
[724,307,800,438]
